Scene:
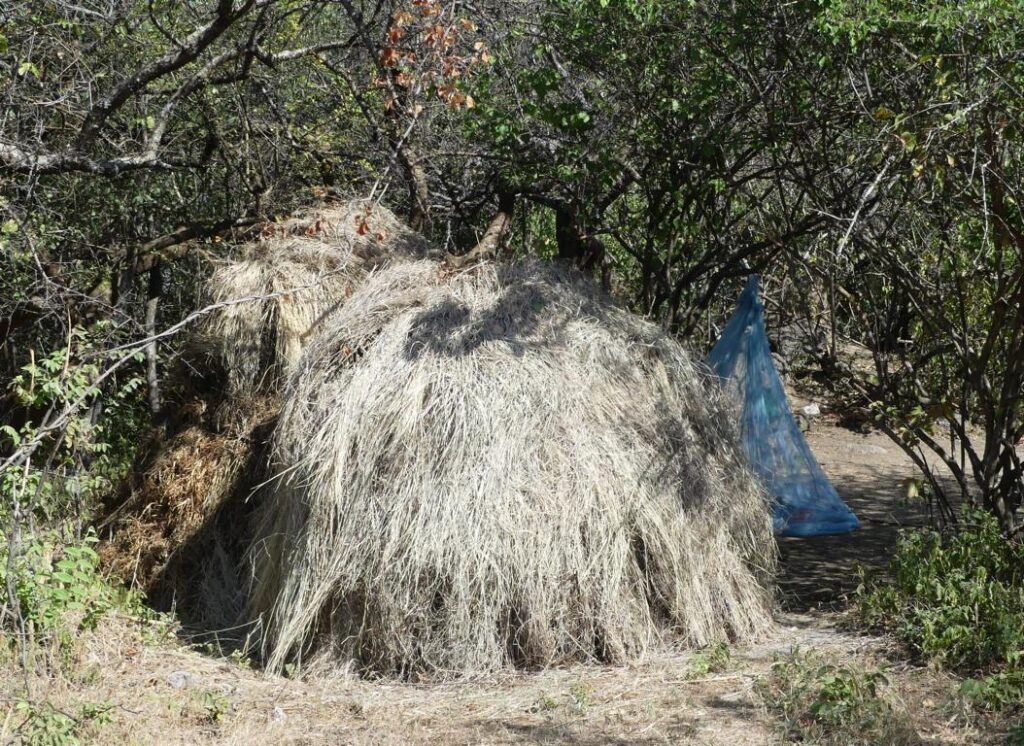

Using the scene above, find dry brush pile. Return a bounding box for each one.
[101,202,776,678]
[100,200,431,624]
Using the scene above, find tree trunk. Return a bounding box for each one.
[145,264,163,416]
[400,146,430,232]
[447,192,516,268]
[555,206,604,270]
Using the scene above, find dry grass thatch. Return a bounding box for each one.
[100,425,249,590]
[101,200,429,616]
[199,200,433,400]
[98,393,280,626]
[244,258,777,679]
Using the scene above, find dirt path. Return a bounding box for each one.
[3,608,885,745]
[778,418,926,611]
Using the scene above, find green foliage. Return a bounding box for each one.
[688,641,732,678]
[527,683,593,715]
[1009,722,1024,745]
[1,327,146,526]
[193,689,232,724]
[0,531,146,636]
[0,327,158,677]
[856,511,1024,671]
[12,699,112,746]
[809,0,1024,524]
[757,649,917,745]
[567,681,592,715]
[465,0,842,328]
[529,693,560,713]
[960,670,1024,713]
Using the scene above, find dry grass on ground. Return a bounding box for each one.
[0,607,994,745]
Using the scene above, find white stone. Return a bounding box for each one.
[166,671,199,690]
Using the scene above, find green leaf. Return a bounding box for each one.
[0,424,21,446]
[17,61,40,79]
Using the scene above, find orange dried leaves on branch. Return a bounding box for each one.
[378,1,492,113]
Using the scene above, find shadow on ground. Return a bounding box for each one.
[776,454,933,612]
[474,721,678,745]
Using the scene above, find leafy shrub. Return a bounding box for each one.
[567,681,592,715]
[12,700,112,746]
[0,531,146,637]
[960,670,1024,713]
[757,649,917,745]
[0,331,152,661]
[193,689,232,724]
[688,641,732,678]
[529,693,560,713]
[1,327,146,528]
[856,511,1024,671]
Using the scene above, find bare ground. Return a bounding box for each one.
[0,420,1006,745]
[778,414,929,611]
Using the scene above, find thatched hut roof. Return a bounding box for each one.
[244,258,776,679]
[199,200,434,399]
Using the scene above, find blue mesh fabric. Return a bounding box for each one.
[706,276,859,537]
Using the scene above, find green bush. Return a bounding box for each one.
[687,641,732,678]
[11,700,113,746]
[756,649,917,745]
[856,511,1024,671]
[0,531,146,637]
[959,670,1024,713]
[1,327,147,529]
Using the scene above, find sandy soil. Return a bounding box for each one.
[779,413,926,611]
[1,610,906,746]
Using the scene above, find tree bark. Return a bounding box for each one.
[554,206,605,270]
[447,192,516,268]
[144,264,163,416]
[400,146,430,232]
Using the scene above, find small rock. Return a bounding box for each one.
[856,444,889,456]
[166,671,199,690]
[271,706,286,723]
[800,403,821,418]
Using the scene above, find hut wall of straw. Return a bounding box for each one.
[100,201,429,621]
[245,259,776,678]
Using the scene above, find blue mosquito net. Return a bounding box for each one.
[705,276,859,537]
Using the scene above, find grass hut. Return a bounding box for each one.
[243,258,776,678]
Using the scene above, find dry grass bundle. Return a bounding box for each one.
[102,200,430,617]
[200,200,433,399]
[245,259,776,679]
[100,427,247,585]
[99,390,283,624]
